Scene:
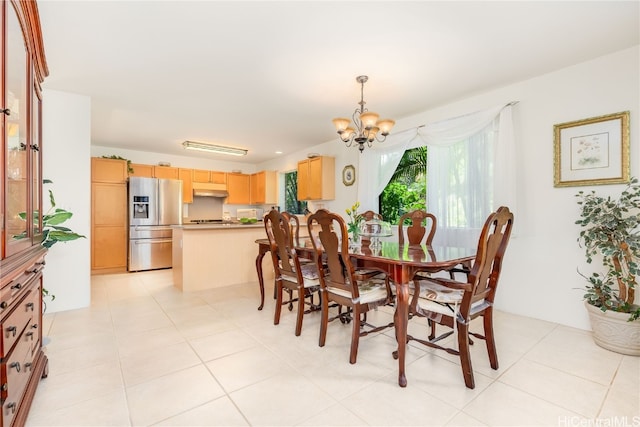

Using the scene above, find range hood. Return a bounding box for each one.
[192,182,229,198]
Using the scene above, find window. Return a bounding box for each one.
[284,171,307,214]
[379,147,427,224]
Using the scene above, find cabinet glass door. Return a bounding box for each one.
[5,3,30,255]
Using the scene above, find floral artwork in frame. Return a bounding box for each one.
[554,111,630,187]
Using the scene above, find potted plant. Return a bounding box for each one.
[575,177,640,355]
[19,180,85,305]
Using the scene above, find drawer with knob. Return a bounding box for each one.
[0,291,33,357]
[1,326,34,427]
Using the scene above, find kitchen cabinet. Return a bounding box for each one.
[226,173,250,204]
[91,157,127,272]
[1,1,49,424]
[193,169,227,184]
[179,168,193,204]
[129,163,153,177]
[250,171,278,205]
[153,165,179,179]
[297,156,335,201]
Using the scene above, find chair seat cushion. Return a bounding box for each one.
[328,277,389,304]
[416,280,463,304]
[280,262,321,287]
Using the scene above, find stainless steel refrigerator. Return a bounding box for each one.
[128,177,183,272]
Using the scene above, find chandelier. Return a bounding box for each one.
[332,75,395,153]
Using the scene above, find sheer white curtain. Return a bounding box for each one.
[357,103,516,248]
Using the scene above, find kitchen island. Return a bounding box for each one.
[172,222,273,292]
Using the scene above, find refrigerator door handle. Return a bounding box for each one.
[134,238,173,244]
[134,226,174,232]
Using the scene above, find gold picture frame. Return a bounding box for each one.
[553,111,630,187]
[342,165,356,186]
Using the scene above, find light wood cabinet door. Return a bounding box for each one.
[297,157,335,201]
[129,163,153,177]
[153,166,179,179]
[192,169,210,182]
[226,173,250,204]
[91,182,127,270]
[210,171,227,184]
[179,168,193,204]
[91,157,127,183]
[250,171,277,205]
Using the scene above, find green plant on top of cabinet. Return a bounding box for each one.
[297,156,335,201]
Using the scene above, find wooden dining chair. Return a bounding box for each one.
[397,210,437,246]
[264,209,321,336]
[307,209,395,364]
[407,206,514,388]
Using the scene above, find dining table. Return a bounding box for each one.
[254,237,475,387]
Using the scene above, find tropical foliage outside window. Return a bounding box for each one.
[379,147,427,224]
[284,171,307,214]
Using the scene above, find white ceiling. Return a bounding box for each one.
[38,1,639,164]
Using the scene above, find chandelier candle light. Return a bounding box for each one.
[332,75,395,153]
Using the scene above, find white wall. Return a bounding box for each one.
[43,46,639,329]
[42,90,92,313]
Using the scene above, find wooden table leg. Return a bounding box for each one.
[395,282,409,387]
[256,249,267,310]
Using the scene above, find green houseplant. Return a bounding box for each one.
[18,180,86,302]
[575,177,640,355]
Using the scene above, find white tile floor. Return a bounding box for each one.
[26,270,639,426]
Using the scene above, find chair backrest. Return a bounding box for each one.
[465,206,514,308]
[397,210,437,245]
[264,210,302,282]
[281,211,301,247]
[356,210,383,222]
[306,209,359,299]
[357,210,383,242]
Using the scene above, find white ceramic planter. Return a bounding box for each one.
[585,301,640,356]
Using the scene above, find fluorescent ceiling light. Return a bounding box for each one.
[182,141,248,156]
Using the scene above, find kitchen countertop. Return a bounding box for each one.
[173,222,264,230]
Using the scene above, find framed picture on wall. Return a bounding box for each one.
[553,111,630,187]
[342,165,356,186]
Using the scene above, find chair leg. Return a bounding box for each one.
[457,322,475,389]
[319,292,329,347]
[349,305,362,364]
[274,281,283,326]
[483,309,499,370]
[294,287,305,336]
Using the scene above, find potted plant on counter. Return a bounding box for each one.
[575,177,640,355]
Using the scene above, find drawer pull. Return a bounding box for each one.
[26,331,34,340]
[6,402,16,414]
[24,362,33,372]
[10,282,22,290]
[6,326,17,337]
[1,383,7,392]
[9,362,20,372]
[0,301,7,309]
[36,260,46,266]
[26,302,35,311]
[27,268,39,274]
[32,323,38,329]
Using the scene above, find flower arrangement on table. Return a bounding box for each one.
[345,201,362,243]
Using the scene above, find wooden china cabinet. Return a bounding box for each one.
[1,1,50,426]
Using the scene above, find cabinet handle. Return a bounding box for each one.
[30,144,39,152]
[1,108,10,116]
[24,362,32,372]
[11,282,22,290]
[26,302,35,311]
[1,383,7,392]
[32,323,38,329]
[26,332,34,341]
[36,260,46,266]
[6,402,16,414]
[6,326,17,337]
[9,362,20,372]
[0,301,7,310]
[27,268,39,274]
